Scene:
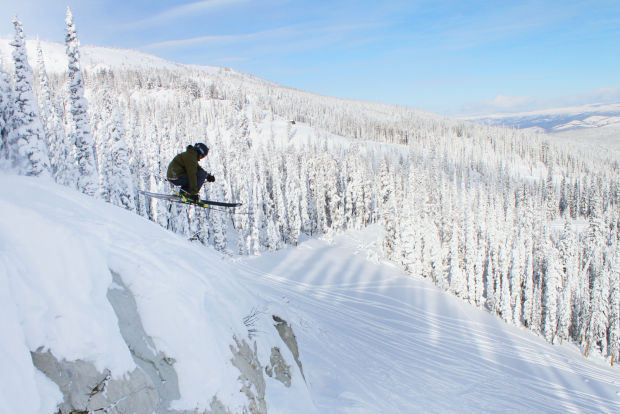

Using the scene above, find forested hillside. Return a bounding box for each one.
[1,14,618,366]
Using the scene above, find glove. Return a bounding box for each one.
[206,174,215,183]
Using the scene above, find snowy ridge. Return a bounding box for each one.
[1,174,619,413]
[0,37,197,74]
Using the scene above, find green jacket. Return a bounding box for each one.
[166,147,205,194]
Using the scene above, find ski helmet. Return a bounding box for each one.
[194,142,209,157]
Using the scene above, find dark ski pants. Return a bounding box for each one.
[168,169,207,194]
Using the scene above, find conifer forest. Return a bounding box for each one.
[1,14,618,366]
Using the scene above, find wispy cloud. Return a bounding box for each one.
[141,26,291,51]
[129,0,249,29]
[142,20,386,53]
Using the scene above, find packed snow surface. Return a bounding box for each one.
[1,174,619,413]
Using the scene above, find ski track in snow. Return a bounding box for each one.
[234,233,620,414]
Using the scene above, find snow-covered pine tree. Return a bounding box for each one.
[509,237,524,325]
[9,16,51,176]
[556,220,578,343]
[65,7,98,195]
[95,100,135,211]
[608,245,619,365]
[587,260,610,357]
[249,178,263,255]
[399,167,420,273]
[542,241,562,343]
[498,245,512,323]
[0,56,15,166]
[286,152,302,246]
[484,246,497,312]
[325,154,344,237]
[379,158,398,259]
[556,277,572,344]
[448,221,466,298]
[35,43,71,185]
[298,156,312,236]
[464,201,478,305]
[272,154,289,243]
[209,178,228,252]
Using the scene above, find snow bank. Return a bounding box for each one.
[0,173,313,413]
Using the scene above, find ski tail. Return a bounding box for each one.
[198,200,242,208]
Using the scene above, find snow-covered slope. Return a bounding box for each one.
[1,174,619,413]
[0,37,206,74]
[0,173,313,413]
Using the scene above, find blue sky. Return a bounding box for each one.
[2,0,620,115]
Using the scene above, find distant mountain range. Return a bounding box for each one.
[464,103,620,152]
[465,103,620,133]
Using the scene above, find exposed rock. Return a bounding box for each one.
[265,347,291,387]
[106,270,181,410]
[31,350,158,414]
[32,270,238,414]
[272,315,305,381]
[230,336,267,414]
[30,273,309,413]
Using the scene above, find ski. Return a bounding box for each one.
[138,190,242,208]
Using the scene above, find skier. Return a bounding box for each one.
[167,143,215,202]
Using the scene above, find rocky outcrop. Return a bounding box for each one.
[230,336,268,414]
[228,315,307,413]
[31,271,307,413]
[107,271,181,411]
[30,271,181,414]
[265,347,291,387]
[31,350,159,414]
[272,315,305,381]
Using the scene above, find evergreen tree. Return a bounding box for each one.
[298,157,312,235]
[210,180,228,252]
[498,239,512,322]
[587,262,610,356]
[35,43,71,185]
[0,57,15,166]
[464,204,478,305]
[379,159,398,259]
[608,245,619,365]
[448,222,466,297]
[95,100,135,211]
[542,241,561,343]
[484,247,496,312]
[9,16,51,176]
[65,7,98,195]
[509,236,524,325]
[249,179,263,255]
[272,154,289,243]
[522,238,535,327]
[286,151,302,245]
